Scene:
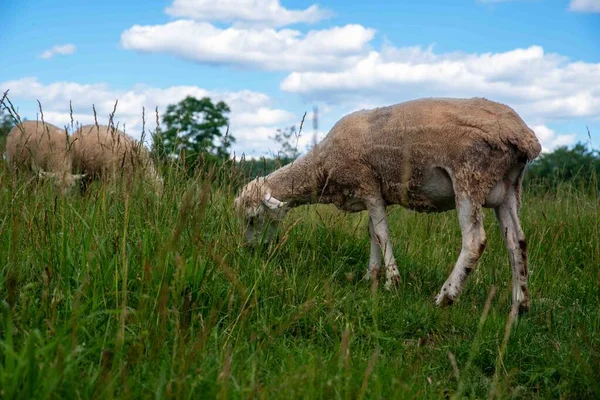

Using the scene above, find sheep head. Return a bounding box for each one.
[234,177,288,245]
[38,170,86,195]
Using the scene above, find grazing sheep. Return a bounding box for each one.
[5,120,85,194]
[72,124,163,194]
[234,97,541,312]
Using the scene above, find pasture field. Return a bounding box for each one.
[0,160,599,399]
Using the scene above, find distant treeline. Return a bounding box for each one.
[524,142,600,193]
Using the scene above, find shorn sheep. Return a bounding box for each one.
[234,97,541,312]
[5,120,85,194]
[72,124,163,194]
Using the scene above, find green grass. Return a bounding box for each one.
[1,160,599,399]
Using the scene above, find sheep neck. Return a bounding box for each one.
[266,153,323,207]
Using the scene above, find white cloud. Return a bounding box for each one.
[121,20,374,71]
[569,0,600,12]
[532,125,577,152]
[165,0,332,27]
[0,77,298,156]
[39,44,77,59]
[235,107,295,126]
[281,45,600,122]
[39,111,97,130]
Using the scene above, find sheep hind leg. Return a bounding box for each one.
[366,198,400,289]
[364,217,383,281]
[435,198,487,307]
[495,184,530,314]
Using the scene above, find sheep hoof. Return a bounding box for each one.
[384,274,400,290]
[518,299,530,315]
[434,292,454,307]
[514,287,530,315]
[363,266,381,281]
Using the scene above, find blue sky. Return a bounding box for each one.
[1,0,599,156]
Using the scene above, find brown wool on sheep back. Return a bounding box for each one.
[72,124,163,193]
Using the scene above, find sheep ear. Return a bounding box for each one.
[262,193,286,211]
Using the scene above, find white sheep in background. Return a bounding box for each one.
[5,120,85,194]
[72,124,163,194]
[234,97,541,312]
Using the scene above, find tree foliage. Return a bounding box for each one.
[526,142,600,191]
[153,96,233,162]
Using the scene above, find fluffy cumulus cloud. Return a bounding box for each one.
[0,77,297,156]
[569,0,600,12]
[532,125,577,153]
[121,21,374,71]
[39,44,77,59]
[121,0,370,71]
[281,45,600,123]
[165,0,332,27]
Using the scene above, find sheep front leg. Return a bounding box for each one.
[364,217,383,281]
[435,199,486,306]
[366,198,400,289]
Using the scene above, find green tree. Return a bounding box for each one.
[153,96,233,160]
[526,142,600,191]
